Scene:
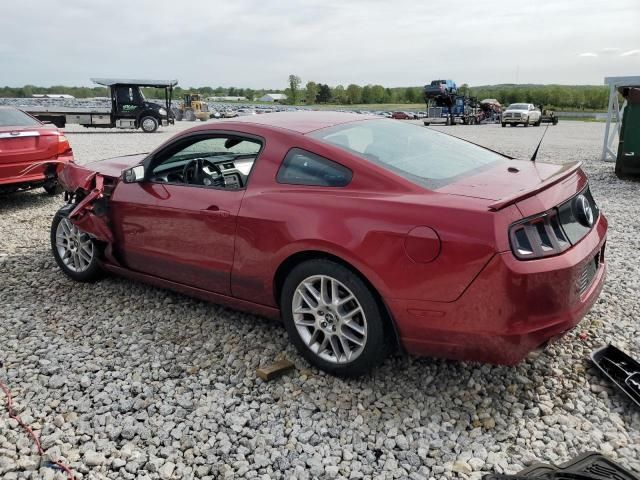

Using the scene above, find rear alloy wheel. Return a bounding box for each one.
[281,259,388,376]
[140,116,159,133]
[51,210,102,282]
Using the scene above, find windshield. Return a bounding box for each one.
[0,108,41,127]
[507,104,529,110]
[310,119,507,189]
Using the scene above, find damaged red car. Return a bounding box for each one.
[51,112,607,376]
[1,106,73,194]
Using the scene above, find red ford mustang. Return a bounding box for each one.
[51,112,607,376]
[0,106,73,194]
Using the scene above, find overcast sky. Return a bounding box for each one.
[1,0,638,89]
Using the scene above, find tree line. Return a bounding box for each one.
[0,81,611,111]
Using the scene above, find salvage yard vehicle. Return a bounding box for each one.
[25,78,176,133]
[51,112,607,376]
[173,93,210,122]
[0,106,73,194]
[501,103,542,127]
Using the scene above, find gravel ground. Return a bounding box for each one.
[1,120,639,480]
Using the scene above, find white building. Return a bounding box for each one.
[258,93,287,103]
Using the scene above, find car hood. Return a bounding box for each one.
[437,159,579,204]
[85,153,147,178]
[504,109,528,114]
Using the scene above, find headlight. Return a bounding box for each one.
[158,108,167,116]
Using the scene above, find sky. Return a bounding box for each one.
[1,0,638,89]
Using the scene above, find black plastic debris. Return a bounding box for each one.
[591,344,640,407]
[483,452,639,479]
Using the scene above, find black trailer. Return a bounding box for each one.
[26,78,177,133]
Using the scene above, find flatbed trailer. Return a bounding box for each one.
[25,78,177,133]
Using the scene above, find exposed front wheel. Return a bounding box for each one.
[51,209,103,282]
[501,122,506,127]
[281,259,389,376]
[140,116,159,133]
[523,117,529,127]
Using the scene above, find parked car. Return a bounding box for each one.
[51,112,607,376]
[501,103,542,127]
[391,111,412,120]
[0,106,74,195]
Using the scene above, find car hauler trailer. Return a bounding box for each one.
[25,78,177,133]
[422,80,485,126]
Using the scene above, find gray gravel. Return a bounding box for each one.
[1,120,639,480]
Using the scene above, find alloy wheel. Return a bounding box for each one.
[292,275,367,364]
[55,217,95,273]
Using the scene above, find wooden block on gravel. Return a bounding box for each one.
[257,359,295,381]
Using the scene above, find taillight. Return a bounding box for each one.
[509,210,570,260]
[57,134,72,156]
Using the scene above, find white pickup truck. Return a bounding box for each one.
[501,103,542,127]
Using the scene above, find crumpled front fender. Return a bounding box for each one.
[58,163,116,244]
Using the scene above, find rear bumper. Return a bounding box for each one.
[391,213,607,364]
[0,154,73,188]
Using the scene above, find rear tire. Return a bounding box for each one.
[43,180,63,196]
[280,259,389,377]
[184,109,197,122]
[51,208,103,283]
[140,116,159,133]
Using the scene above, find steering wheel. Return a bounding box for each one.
[182,158,225,187]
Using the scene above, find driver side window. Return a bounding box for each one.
[149,135,262,190]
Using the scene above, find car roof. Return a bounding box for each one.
[224,111,378,134]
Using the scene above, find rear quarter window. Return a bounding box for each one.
[277,148,352,187]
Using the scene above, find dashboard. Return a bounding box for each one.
[151,155,255,189]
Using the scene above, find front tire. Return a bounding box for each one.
[501,122,506,127]
[140,116,159,133]
[51,208,103,282]
[281,259,388,377]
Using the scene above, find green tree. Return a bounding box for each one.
[317,84,332,103]
[370,85,386,103]
[305,81,318,104]
[288,74,302,104]
[361,85,373,103]
[332,85,345,103]
[345,84,362,104]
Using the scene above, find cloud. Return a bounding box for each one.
[620,49,640,57]
[578,52,598,57]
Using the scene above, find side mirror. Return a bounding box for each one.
[122,165,145,183]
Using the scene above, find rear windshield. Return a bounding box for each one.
[309,119,506,189]
[0,108,41,127]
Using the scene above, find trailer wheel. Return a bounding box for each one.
[140,116,159,133]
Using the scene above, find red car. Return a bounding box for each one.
[0,106,73,194]
[51,112,607,376]
[391,111,414,120]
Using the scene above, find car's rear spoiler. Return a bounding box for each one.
[488,161,583,211]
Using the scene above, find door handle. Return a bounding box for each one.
[624,152,635,157]
[201,206,230,218]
